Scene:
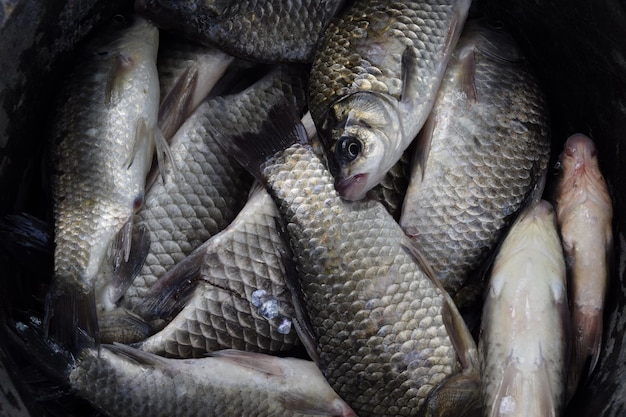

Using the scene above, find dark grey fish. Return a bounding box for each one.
[116,65,309,320]
[12,321,356,417]
[217,104,481,417]
[135,0,347,63]
[137,184,299,357]
[308,0,472,200]
[46,16,165,349]
[399,21,551,296]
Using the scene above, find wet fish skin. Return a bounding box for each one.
[137,185,299,357]
[12,321,356,417]
[399,21,551,296]
[552,133,613,397]
[220,104,480,417]
[479,200,568,417]
[46,16,161,348]
[119,65,309,315]
[308,0,472,200]
[135,0,346,63]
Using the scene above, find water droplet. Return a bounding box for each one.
[259,299,279,319]
[277,318,292,334]
[251,289,267,307]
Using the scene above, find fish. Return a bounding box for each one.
[116,64,309,320]
[136,184,300,357]
[479,200,569,417]
[45,15,166,350]
[552,133,613,397]
[308,0,472,200]
[135,0,347,63]
[156,35,235,142]
[11,320,357,417]
[399,20,551,296]
[217,103,481,417]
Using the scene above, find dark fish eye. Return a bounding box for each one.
[338,136,362,162]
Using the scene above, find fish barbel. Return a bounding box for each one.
[217,103,481,417]
[479,200,569,417]
[552,133,613,397]
[399,20,551,296]
[308,0,472,200]
[46,15,164,349]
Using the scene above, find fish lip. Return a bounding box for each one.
[334,174,368,201]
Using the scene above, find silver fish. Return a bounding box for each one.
[399,21,551,296]
[219,104,481,417]
[479,200,569,417]
[137,184,299,357]
[552,133,613,397]
[46,15,164,349]
[308,0,472,200]
[135,0,346,63]
[13,322,356,417]
[118,65,309,315]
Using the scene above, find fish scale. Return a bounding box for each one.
[138,187,299,357]
[246,136,475,417]
[399,22,551,295]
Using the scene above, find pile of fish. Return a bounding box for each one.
[5,1,614,417]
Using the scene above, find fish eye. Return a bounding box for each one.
[338,136,362,162]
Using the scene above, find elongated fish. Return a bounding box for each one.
[308,0,472,200]
[399,21,551,296]
[552,133,613,397]
[135,0,347,63]
[46,15,165,350]
[12,320,356,417]
[479,200,569,417]
[217,104,481,417]
[118,65,309,318]
[137,184,299,357]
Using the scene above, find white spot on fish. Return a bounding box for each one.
[499,395,517,415]
[277,318,292,334]
[251,289,267,307]
[259,299,279,320]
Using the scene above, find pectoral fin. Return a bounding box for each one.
[490,363,556,417]
[105,52,136,107]
[423,372,482,417]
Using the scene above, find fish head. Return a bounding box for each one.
[320,91,402,201]
[555,134,607,203]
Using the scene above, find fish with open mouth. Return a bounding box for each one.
[217,103,482,417]
[45,15,166,350]
[308,0,472,200]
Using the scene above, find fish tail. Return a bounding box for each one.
[44,284,100,355]
[213,101,308,181]
[568,308,603,396]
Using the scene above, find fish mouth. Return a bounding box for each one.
[335,174,369,201]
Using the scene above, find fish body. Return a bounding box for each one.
[399,21,551,295]
[119,65,309,314]
[479,200,568,417]
[553,133,613,396]
[308,0,472,200]
[135,0,346,63]
[12,321,355,417]
[137,185,299,357]
[47,16,161,347]
[221,106,480,417]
